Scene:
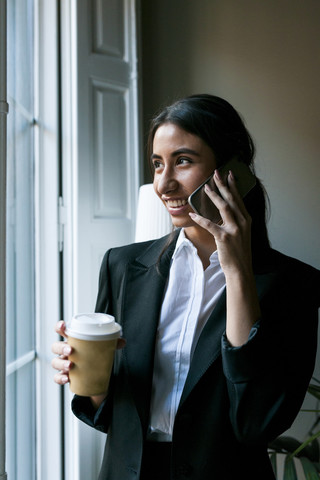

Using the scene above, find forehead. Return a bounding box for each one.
[153,123,206,152]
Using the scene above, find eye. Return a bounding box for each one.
[177,156,191,165]
[152,159,162,170]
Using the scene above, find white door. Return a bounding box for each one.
[60,1,141,478]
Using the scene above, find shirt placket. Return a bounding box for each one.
[170,247,204,430]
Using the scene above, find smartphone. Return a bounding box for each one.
[188,157,256,223]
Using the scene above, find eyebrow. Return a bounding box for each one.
[151,148,200,160]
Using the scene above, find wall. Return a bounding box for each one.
[140,0,320,442]
[140,0,320,268]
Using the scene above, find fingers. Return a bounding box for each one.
[51,347,72,386]
[53,372,70,386]
[189,211,220,237]
[225,170,250,219]
[51,355,71,374]
[51,344,72,386]
[51,340,72,357]
[189,168,252,238]
[52,321,72,386]
[55,320,68,339]
[205,170,249,224]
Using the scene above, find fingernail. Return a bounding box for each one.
[63,346,72,355]
[61,375,69,384]
[56,321,66,333]
[229,170,234,180]
[189,212,197,218]
[64,361,71,370]
[214,169,221,180]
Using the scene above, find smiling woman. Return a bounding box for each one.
[148,94,270,269]
[52,93,320,480]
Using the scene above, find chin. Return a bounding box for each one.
[170,216,194,229]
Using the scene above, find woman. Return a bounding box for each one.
[52,94,320,480]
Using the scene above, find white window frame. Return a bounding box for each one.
[0,0,8,478]
[34,1,63,478]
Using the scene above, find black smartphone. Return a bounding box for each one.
[188,157,256,223]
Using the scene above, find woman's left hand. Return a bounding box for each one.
[189,168,253,278]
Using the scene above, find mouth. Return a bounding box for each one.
[166,199,188,208]
[163,198,189,216]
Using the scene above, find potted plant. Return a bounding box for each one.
[268,381,320,479]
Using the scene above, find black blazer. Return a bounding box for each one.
[72,232,320,480]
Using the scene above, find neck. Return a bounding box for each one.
[184,226,217,269]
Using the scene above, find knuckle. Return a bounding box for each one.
[232,225,240,236]
[221,202,231,214]
[202,218,212,229]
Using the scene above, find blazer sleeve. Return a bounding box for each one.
[71,249,116,433]
[221,260,320,445]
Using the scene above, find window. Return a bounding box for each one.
[3,1,140,478]
[6,0,36,479]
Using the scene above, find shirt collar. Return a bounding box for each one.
[172,229,219,265]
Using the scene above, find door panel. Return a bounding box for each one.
[61,1,140,478]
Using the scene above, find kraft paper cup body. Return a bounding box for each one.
[66,313,121,396]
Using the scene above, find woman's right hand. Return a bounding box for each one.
[51,320,127,387]
[51,321,72,385]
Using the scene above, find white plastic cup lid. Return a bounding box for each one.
[66,313,122,341]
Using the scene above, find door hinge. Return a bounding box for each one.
[58,196,67,252]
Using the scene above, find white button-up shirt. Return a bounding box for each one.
[148,229,226,441]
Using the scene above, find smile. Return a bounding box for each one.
[166,199,187,208]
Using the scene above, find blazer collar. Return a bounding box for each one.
[134,230,179,268]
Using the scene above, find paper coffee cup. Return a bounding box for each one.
[66,313,121,396]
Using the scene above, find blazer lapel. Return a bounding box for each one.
[179,287,227,407]
[120,234,177,430]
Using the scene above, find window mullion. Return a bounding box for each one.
[6,350,36,377]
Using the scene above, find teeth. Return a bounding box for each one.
[167,199,187,207]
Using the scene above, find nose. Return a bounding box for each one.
[155,166,178,195]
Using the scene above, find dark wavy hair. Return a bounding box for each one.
[147,94,271,262]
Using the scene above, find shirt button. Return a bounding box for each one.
[176,463,193,477]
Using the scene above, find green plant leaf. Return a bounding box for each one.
[269,452,277,477]
[308,384,320,401]
[284,455,298,480]
[289,431,320,460]
[269,435,320,462]
[299,457,320,480]
[269,436,301,455]
[303,438,320,463]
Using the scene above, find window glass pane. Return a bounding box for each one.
[6,363,36,479]
[6,0,35,361]
[6,0,36,479]
[7,107,35,363]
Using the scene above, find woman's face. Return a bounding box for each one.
[152,123,217,230]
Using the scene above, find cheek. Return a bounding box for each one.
[153,179,162,199]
